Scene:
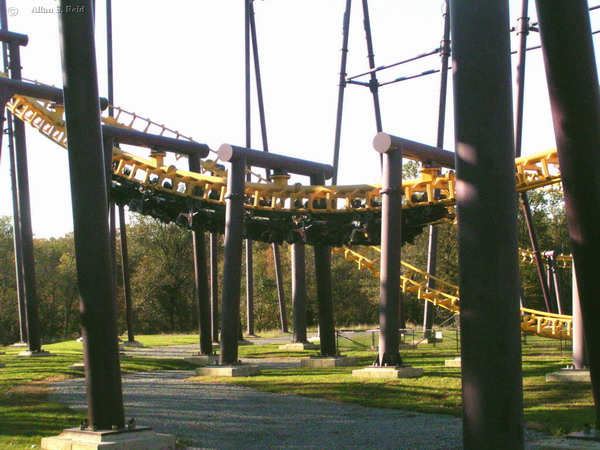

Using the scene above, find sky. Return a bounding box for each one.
[0,0,599,238]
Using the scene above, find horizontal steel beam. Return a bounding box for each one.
[373,132,456,169]
[0,76,109,110]
[218,143,333,179]
[103,124,210,157]
[0,29,28,46]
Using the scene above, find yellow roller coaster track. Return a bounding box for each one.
[7,79,561,217]
[519,248,572,268]
[336,246,573,340]
[5,79,571,339]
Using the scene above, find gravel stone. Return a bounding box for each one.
[47,344,551,449]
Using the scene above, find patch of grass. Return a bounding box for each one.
[0,340,195,448]
[124,334,200,347]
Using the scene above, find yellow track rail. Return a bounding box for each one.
[7,79,562,217]
[337,246,573,340]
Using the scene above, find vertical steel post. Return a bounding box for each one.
[58,0,125,429]
[104,0,117,294]
[118,206,135,343]
[373,145,402,367]
[8,40,42,353]
[245,240,254,336]
[522,197,552,312]
[210,233,219,342]
[546,253,563,315]
[189,155,213,355]
[572,262,588,369]
[361,0,383,133]
[450,0,524,447]
[535,1,600,421]
[192,230,213,354]
[310,173,337,356]
[331,0,352,185]
[244,0,254,338]
[513,0,553,313]
[291,243,307,343]
[219,156,246,364]
[273,243,289,333]
[8,125,27,344]
[423,2,450,338]
[0,0,27,344]
[249,1,289,333]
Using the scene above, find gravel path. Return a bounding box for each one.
[48,341,556,449]
[50,370,466,449]
[49,368,555,449]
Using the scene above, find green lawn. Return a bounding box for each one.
[0,333,594,448]
[0,341,194,449]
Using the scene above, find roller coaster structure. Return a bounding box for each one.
[4,73,573,340]
[4,1,600,448]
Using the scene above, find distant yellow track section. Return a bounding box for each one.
[336,246,573,340]
[519,248,572,268]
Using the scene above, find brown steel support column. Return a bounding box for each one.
[545,251,563,315]
[535,0,600,424]
[331,0,352,185]
[210,233,219,342]
[8,41,42,353]
[572,262,588,369]
[0,6,27,345]
[245,240,255,336]
[118,205,135,343]
[513,0,553,313]
[450,0,524,447]
[311,173,336,357]
[189,155,213,355]
[291,243,307,343]
[192,230,213,354]
[58,0,125,429]
[373,140,402,367]
[273,243,289,333]
[219,156,246,364]
[361,0,383,134]
[8,127,27,344]
[423,2,451,337]
[522,196,552,312]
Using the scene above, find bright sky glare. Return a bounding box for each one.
[0,0,598,238]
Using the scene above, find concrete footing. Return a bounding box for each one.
[184,354,219,366]
[352,366,424,379]
[445,357,461,367]
[122,340,144,348]
[16,350,55,358]
[10,341,28,348]
[546,368,591,383]
[278,342,319,351]
[196,364,261,377]
[41,426,175,449]
[300,356,357,368]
